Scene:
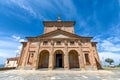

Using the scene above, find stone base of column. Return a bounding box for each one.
[48,68,53,70]
[64,67,69,70]
[32,68,37,70]
[81,67,85,71]
[17,66,24,70]
[23,65,32,70]
[32,65,38,70]
[48,66,54,70]
[80,65,85,71]
[93,66,98,70]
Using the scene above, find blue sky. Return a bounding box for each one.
[0,0,120,65]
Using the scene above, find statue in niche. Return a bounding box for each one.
[28,53,34,65]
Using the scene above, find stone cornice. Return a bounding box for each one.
[26,37,93,42]
[91,42,97,44]
[91,42,97,47]
[43,21,75,27]
[21,42,27,46]
[26,37,80,42]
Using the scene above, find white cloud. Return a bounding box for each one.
[15,45,22,54]
[107,37,120,42]
[93,34,120,65]
[0,40,18,48]
[9,0,36,17]
[92,35,102,42]
[0,35,25,64]
[19,39,25,42]
[93,33,120,52]
[12,35,26,42]
[0,49,16,58]
[11,35,26,55]
[12,35,20,41]
[0,35,26,58]
[109,23,120,37]
[0,48,18,64]
[99,52,120,65]
[100,38,120,52]
[92,32,120,65]
[0,56,6,64]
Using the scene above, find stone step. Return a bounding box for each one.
[85,66,93,70]
[24,65,32,70]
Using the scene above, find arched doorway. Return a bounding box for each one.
[54,50,64,68]
[38,50,49,68]
[69,50,79,68]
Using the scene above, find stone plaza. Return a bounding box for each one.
[0,69,120,80]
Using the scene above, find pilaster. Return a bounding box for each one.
[64,40,69,70]
[94,45,102,69]
[22,42,30,68]
[48,40,54,70]
[32,42,40,70]
[90,43,97,70]
[78,40,85,70]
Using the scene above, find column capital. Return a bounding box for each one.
[64,40,68,46]
[78,40,82,46]
[51,40,54,45]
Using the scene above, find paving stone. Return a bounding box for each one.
[0,70,120,80]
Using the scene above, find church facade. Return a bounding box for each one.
[18,17,101,70]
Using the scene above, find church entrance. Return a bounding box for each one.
[56,54,62,67]
[38,50,49,69]
[54,50,64,68]
[69,50,79,68]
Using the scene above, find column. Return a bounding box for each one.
[80,51,85,70]
[48,40,54,70]
[91,43,97,70]
[94,45,102,69]
[78,41,85,70]
[32,42,40,70]
[92,52,98,70]
[49,54,54,70]
[64,40,69,70]
[21,42,30,68]
[64,54,69,70]
[92,55,97,70]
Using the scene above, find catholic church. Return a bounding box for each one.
[18,16,101,70]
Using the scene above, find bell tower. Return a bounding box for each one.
[43,16,75,33]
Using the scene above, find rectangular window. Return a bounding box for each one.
[43,41,48,45]
[70,41,74,45]
[85,54,90,65]
[56,41,61,45]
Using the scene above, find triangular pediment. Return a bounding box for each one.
[36,29,82,39]
[50,34,70,38]
[26,29,93,40]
